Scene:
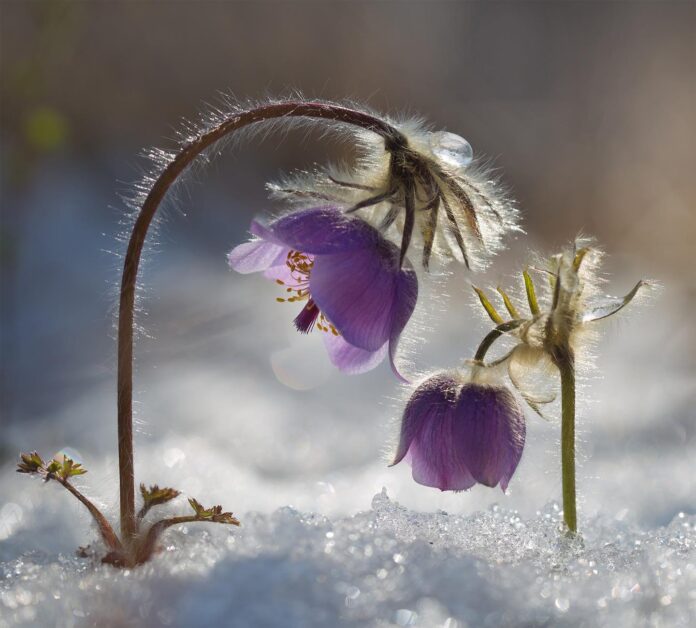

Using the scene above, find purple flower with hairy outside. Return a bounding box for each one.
[228,206,418,380]
[391,372,526,491]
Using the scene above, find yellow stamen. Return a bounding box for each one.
[274,250,341,337]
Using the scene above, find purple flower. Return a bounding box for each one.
[391,373,525,491]
[228,207,418,380]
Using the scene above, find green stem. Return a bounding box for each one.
[558,355,577,533]
[473,319,525,362]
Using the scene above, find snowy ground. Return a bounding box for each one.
[2,173,695,626]
[1,490,694,628]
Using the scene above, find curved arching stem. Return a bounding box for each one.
[117,101,406,542]
[472,319,525,363]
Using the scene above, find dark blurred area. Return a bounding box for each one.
[1,0,694,436]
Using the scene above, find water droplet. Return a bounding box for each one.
[429,132,473,169]
[555,597,570,612]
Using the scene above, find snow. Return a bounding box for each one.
[1,490,694,627]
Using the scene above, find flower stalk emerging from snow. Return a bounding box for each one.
[469,239,650,533]
[17,98,519,565]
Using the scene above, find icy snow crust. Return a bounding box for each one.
[1,490,693,627]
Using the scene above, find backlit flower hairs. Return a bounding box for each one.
[393,238,650,533]
[230,105,520,378]
[17,97,649,568]
[268,121,520,270]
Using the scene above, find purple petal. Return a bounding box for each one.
[249,219,283,244]
[388,266,418,382]
[392,374,476,491]
[310,241,406,352]
[227,239,287,274]
[268,207,380,255]
[322,332,388,374]
[454,384,526,491]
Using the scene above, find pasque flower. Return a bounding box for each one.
[270,122,520,271]
[391,370,526,491]
[470,238,651,412]
[468,238,651,533]
[228,206,418,379]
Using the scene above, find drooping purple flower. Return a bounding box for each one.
[391,373,526,491]
[227,207,418,380]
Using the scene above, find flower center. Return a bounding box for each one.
[274,250,338,336]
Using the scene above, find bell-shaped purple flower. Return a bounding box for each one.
[228,207,418,380]
[392,373,525,491]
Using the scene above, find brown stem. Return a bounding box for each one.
[133,516,231,565]
[59,479,123,552]
[136,502,151,523]
[117,101,405,542]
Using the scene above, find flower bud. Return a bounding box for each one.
[392,372,525,492]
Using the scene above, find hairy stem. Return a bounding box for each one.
[134,516,236,565]
[473,319,525,363]
[136,502,151,523]
[117,101,405,542]
[558,355,577,533]
[59,479,123,552]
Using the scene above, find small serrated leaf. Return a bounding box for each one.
[46,460,61,474]
[142,484,180,506]
[68,465,87,477]
[17,451,45,474]
[49,456,88,480]
[214,512,241,526]
[188,497,204,515]
[187,498,240,525]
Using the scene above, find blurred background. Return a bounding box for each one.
[1,1,694,553]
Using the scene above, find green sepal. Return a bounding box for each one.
[496,286,520,319]
[473,286,504,324]
[523,269,541,316]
